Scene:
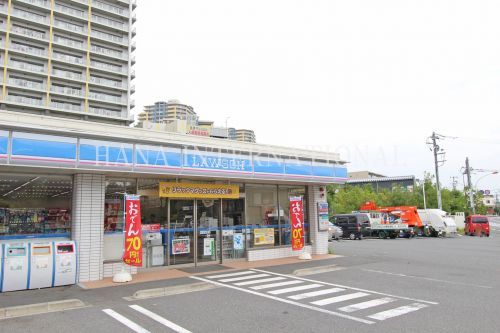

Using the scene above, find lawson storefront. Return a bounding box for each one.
[0,111,348,283]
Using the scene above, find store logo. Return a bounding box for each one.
[189,155,247,171]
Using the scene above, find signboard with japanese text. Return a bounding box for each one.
[142,224,161,232]
[123,195,143,266]
[290,196,304,251]
[253,228,275,246]
[317,201,330,231]
[159,182,239,199]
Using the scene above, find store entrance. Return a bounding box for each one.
[168,199,222,266]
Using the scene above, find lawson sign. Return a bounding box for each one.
[2,131,348,183]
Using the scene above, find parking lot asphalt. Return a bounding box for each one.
[1,230,499,332]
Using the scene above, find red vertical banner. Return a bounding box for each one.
[123,195,143,266]
[290,196,304,251]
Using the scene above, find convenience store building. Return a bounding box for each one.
[0,111,348,283]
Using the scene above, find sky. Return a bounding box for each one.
[134,0,500,193]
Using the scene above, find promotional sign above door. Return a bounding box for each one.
[159,182,240,199]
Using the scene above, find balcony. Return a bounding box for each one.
[15,0,50,10]
[91,45,128,61]
[8,77,45,90]
[91,30,128,46]
[10,25,48,41]
[91,14,128,32]
[89,106,126,119]
[88,91,126,104]
[49,101,83,112]
[50,85,84,97]
[9,60,46,74]
[53,19,86,35]
[53,36,85,50]
[89,75,124,89]
[11,8,49,25]
[93,0,129,18]
[6,42,48,57]
[51,68,84,82]
[54,3,86,20]
[89,60,127,75]
[52,52,85,66]
[5,94,44,107]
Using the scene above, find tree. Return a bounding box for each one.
[328,174,473,216]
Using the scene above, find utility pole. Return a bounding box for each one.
[451,176,458,191]
[428,132,445,210]
[465,157,475,214]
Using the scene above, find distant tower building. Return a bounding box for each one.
[227,127,237,140]
[235,129,256,143]
[0,0,137,125]
[138,100,198,128]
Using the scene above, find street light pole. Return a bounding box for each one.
[472,171,499,215]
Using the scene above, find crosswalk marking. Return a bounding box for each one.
[102,309,151,333]
[193,269,437,326]
[339,298,396,313]
[234,277,286,286]
[368,303,428,321]
[268,284,323,295]
[288,287,345,300]
[130,305,192,333]
[206,271,255,279]
[250,280,303,290]
[219,274,269,283]
[311,292,369,306]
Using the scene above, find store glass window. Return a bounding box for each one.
[0,174,72,238]
[246,184,279,247]
[104,178,137,233]
[278,186,309,245]
[137,178,169,229]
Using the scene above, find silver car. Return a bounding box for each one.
[328,222,343,240]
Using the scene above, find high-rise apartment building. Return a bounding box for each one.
[0,0,136,125]
[139,100,198,128]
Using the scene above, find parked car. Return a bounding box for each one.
[331,214,368,240]
[328,222,343,240]
[465,215,490,237]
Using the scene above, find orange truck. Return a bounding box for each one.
[359,201,427,237]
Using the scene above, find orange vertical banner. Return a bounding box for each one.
[290,196,304,251]
[123,195,143,266]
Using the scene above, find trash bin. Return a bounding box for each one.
[29,242,54,289]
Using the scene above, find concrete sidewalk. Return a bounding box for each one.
[80,254,341,289]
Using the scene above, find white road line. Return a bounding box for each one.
[250,268,438,305]
[219,273,269,283]
[130,305,191,333]
[102,309,151,333]
[311,292,369,306]
[362,269,493,289]
[190,276,375,325]
[206,271,254,279]
[368,303,428,321]
[338,297,396,313]
[288,287,346,300]
[234,277,286,286]
[251,280,303,290]
[268,284,323,295]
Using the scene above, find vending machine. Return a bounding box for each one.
[28,242,54,289]
[2,242,29,292]
[53,241,77,286]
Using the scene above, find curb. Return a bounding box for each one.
[124,282,218,301]
[0,299,87,320]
